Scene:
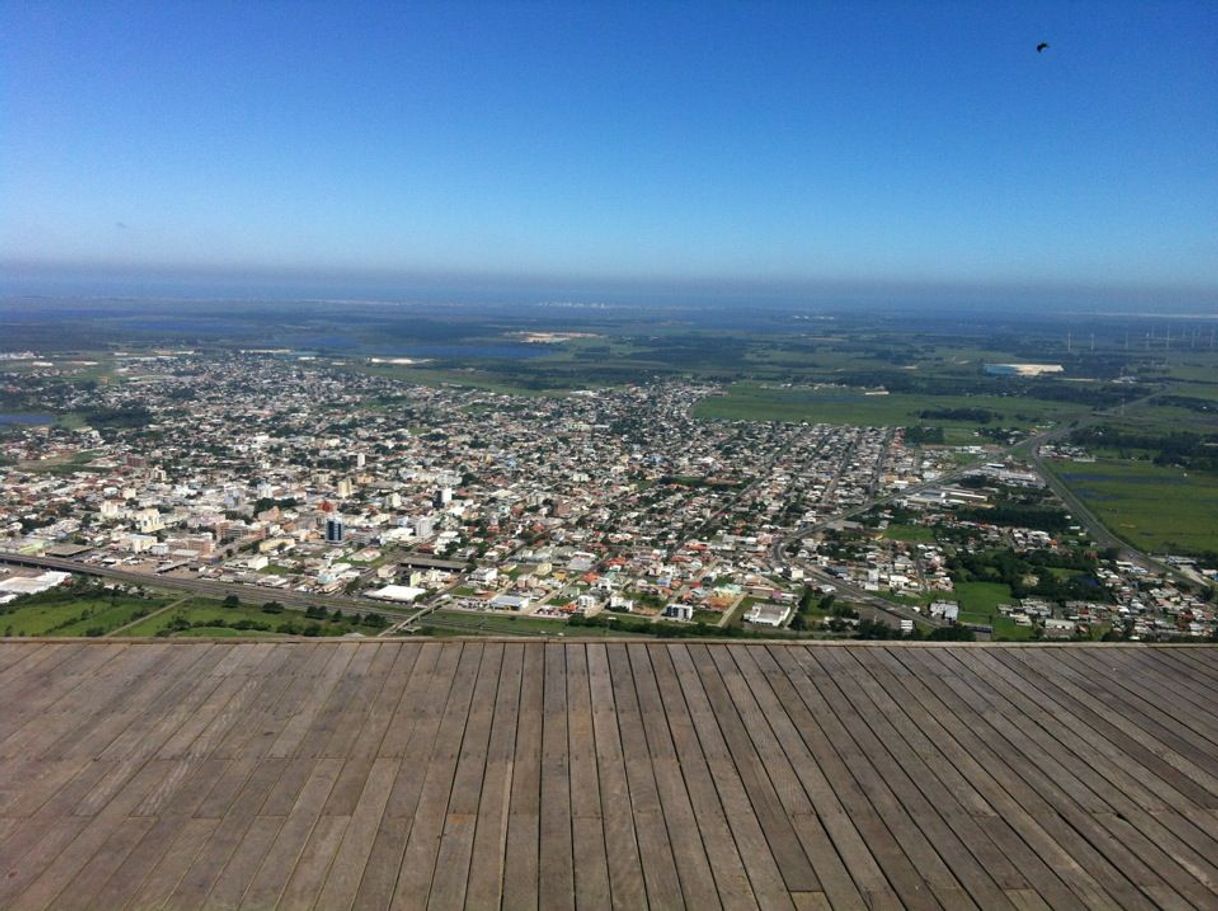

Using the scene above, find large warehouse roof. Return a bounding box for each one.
[1,640,1216,909]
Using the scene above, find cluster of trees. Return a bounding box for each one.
[220,595,388,630]
[789,587,858,631]
[1071,425,1218,472]
[918,407,996,423]
[948,548,1111,603]
[252,496,299,514]
[903,425,945,444]
[954,504,1072,533]
[80,406,152,432]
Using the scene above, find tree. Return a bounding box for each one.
[222,594,240,608]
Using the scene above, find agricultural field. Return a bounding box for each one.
[693,381,1081,429]
[1056,459,1218,557]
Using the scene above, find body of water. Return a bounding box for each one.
[0,413,54,425]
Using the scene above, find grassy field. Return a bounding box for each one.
[423,608,606,637]
[882,523,937,543]
[946,580,1035,640]
[119,598,386,637]
[1056,459,1218,556]
[423,608,665,637]
[693,382,1081,428]
[0,588,174,637]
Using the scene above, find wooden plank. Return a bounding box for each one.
[876,647,1139,910]
[6,757,168,911]
[383,643,465,820]
[390,643,486,908]
[987,648,1218,815]
[463,642,525,911]
[607,642,687,909]
[49,643,212,761]
[1064,648,1218,757]
[265,642,359,760]
[889,648,1160,911]
[426,642,505,911]
[353,644,465,910]
[806,647,1015,909]
[746,645,915,910]
[87,814,196,910]
[199,815,284,911]
[630,645,727,911]
[237,758,345,910]
[585,643,647,911]
[503,642,543,911]
[120,816,221,911]
[97,645,241,764]
[313,756,399,910]
[0,643,125,744]
[275,813,350,911]
[974,648,1218,844]
[4,640,1218,910]
[936,648,1218,907]
[698,644,881,905]
[563,644,613,911]
[0,816,90,908]
[349,641,423,761]
[655,645,791,911]
[1001,647,1218,804]
[537,642,576,911]
[847,647,1089,911]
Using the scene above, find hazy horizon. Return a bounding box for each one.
[2,259,1217,315]
[3,1,1216,304]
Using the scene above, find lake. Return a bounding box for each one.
[0,413,54,425]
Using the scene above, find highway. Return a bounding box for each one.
[0,551,417,623]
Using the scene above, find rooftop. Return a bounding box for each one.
[1,640,1216,909]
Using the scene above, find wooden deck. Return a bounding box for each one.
[1,641,1218,909]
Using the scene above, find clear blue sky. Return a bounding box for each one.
[2,1,1216,299]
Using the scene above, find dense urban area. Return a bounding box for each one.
[3,346,1214,642]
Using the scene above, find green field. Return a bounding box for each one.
[118,599,387,638]
[0,588,173,637]
[946,580,1034,640]
[424,609,578,636]
[882,523,937,543]
[1057,459,1218,556]
[693,382,1080,428]
[423,608,663,637]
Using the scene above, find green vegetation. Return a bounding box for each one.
[424,609,601,637]
[118,598,389,638]
[881,523,937,543]
[16,450,103,475]
[0,584,172,637]
[951,581,1015,626]
[1057,458,1218,556]
[694,382,1079,429]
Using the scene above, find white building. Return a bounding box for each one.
[745,602,792,627]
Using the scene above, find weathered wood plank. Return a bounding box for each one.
[0,640,1216,910]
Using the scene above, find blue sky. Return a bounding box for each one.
[2,1,1216,299]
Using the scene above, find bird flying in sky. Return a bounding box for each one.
[1036,42,1050,53]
